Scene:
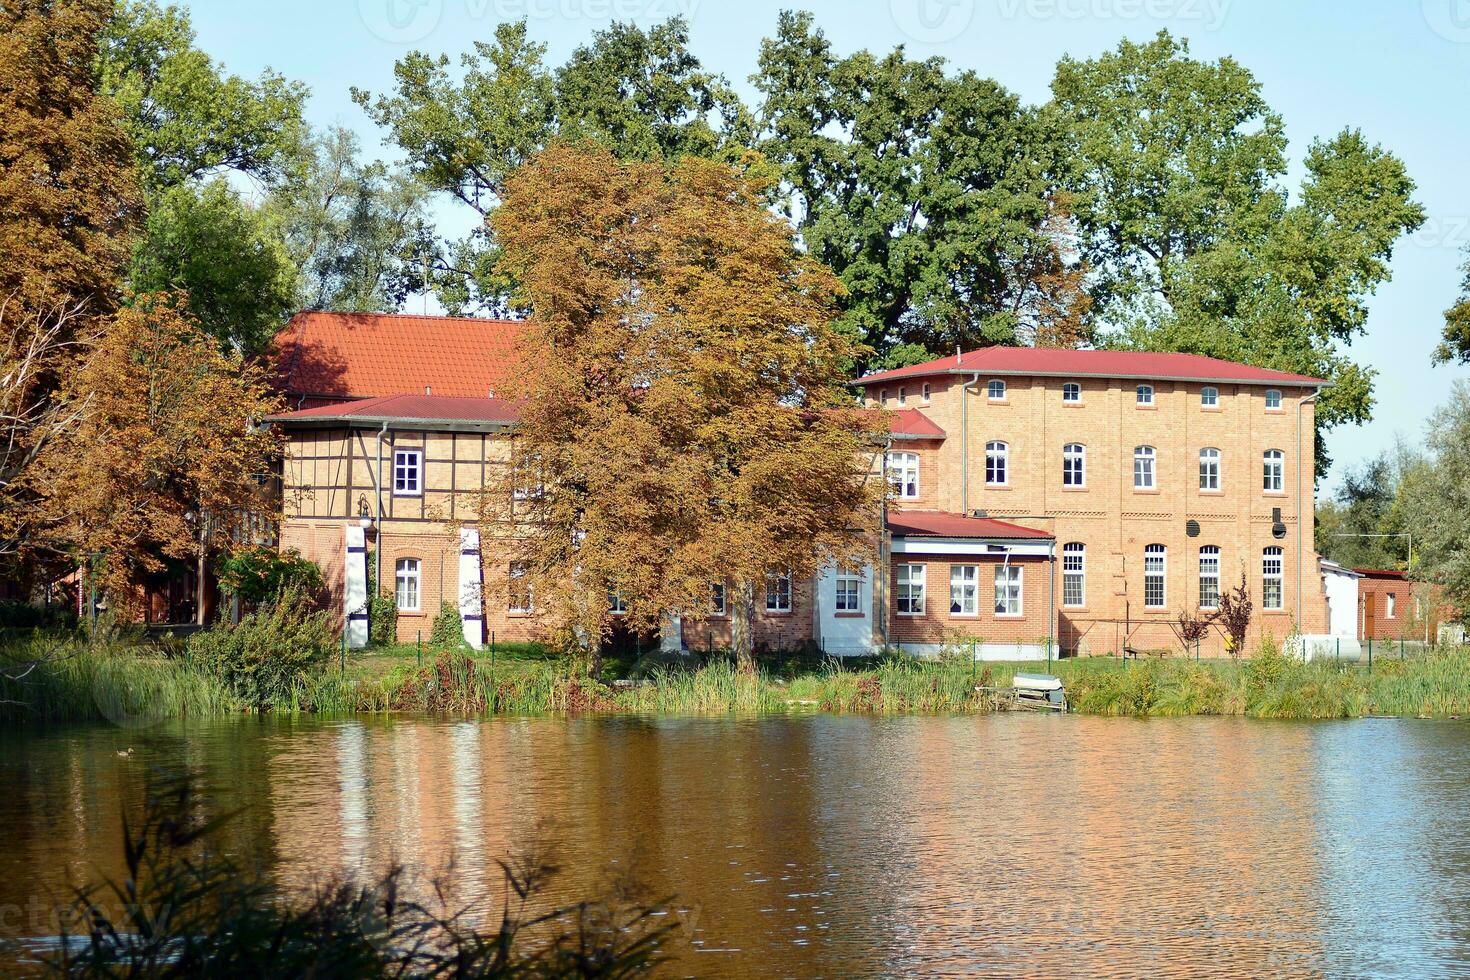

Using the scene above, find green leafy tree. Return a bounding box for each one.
[753,11,1068,369]
[353,18,750,314]
[1315,448,1416,570]
[99,0,307,190]
[1049,32,1424,470]
[1399,382,1470,625]
[129,179,295,354]
[1435,247,1470,365]
[217,546,324,607]
[264,126,434,313]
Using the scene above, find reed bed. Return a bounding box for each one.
[4,630,1470,723]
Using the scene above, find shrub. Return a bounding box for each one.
[216,547,325,607]
[430,601,464,648]
[187,585,333,710]
[368,591,397,646]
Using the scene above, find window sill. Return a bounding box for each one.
[1265,409,1285,415]
[1200,406,1222,413]
[507,611,534,619]
[1263,491,1288,497]
[949,612,980,619]
[1062,605,1089,612]
[392,492,423,499]
[1132,488,1161,495]
[1061,485,1089,492]
[398,610,426,618]
[987,399,1010,406]
[984,484,1012,491]
[1261,609,1290,616]
[763,609,793,617]
[1061,402,1084,408]
[994,613,1024,620]
[1199,489,1224,496]
[1136,404,1157,411]
[896,611,925,618]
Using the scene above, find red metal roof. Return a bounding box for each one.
[887,510,1054,540]
[857,347,1327,388]
[271,312,524,402]
[1354,568,1410,580]
[885,408,946,439]
[268,394,520,426]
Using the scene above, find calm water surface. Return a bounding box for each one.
[3,714,1470,976]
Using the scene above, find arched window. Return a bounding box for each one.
[395,558,421,612]
[1133,445,1156,490]
[1143,545,1167,608]
[1062,543,1085,608]
[888,452,920,499]
[1063,443,1086,487]
[1199,447,1221,491]
[1136,384,1154,406]
[1262,548,1284,610]
[1198,546,1220,610]
[1062,382,1081,403]
[1263,449,1284,492]
[987,379,1007,400]
[898,386,907,405]
[1265,389,1282,410]
[1201,386,1219,407]
[985,441,1008,485]
[508,562,533,614]
[921,382,931,402]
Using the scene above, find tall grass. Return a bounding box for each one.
[0,633,233,725]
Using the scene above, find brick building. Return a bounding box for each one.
[270,313,1337,658]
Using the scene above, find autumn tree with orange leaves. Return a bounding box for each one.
[32,295,282,619]
[486,142,885,674]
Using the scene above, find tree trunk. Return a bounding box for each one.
[731,579,756,674]
[195,533,208,627]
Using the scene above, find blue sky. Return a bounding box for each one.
[188,0,1469,494]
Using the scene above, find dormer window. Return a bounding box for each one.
[987,380,1006,400]
[1136,384,1154,406]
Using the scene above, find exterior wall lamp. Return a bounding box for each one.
[357,494,377,540]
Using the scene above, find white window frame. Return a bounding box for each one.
[1062,543,1085,608]
[1263,450,1284,492]
[1387,593,1397,619]
[921,382,931,402]
[1198,546,1220,610]
[1136,384,1154,406]
[1200,386,1219,407]
[896,563,926,616]
[765,571,792,613]
[710,582,727,617]
[393,448,422,497]
[1134,445,1156,490]
[395,558,421,612]
[1262,547,1284,610]
[888,451,920,500]
[949,565,979,617]
[508,561,533,614]
[1144,544,1167,609]
[608,592,628,616]
[898,386,907,405]
[1062,382,1081,403]
[1265,389,1283,410]
[987,379,1007,401]
[985,441,1008,486]
[1063,443,1086,487]
[834,569,863,614]
[994,565,1023,617]
[1199,447,1221,491]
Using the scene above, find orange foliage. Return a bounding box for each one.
[486,142,885,671]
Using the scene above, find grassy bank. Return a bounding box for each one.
[5,630,1470,723]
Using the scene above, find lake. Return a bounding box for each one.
[3,713,1470,976]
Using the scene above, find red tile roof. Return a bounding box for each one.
[856,347,1327,388]
[887,510,1053,540]
[885,408,946,439]
[1354,568,1410,580]
[268,394,520,426]
[271,312,524,403]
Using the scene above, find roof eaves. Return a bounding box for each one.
[857,366,1329,388]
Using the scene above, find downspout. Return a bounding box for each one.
[375,420,389,595]
[1296,388,1321,632]
[959,372,983,513]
